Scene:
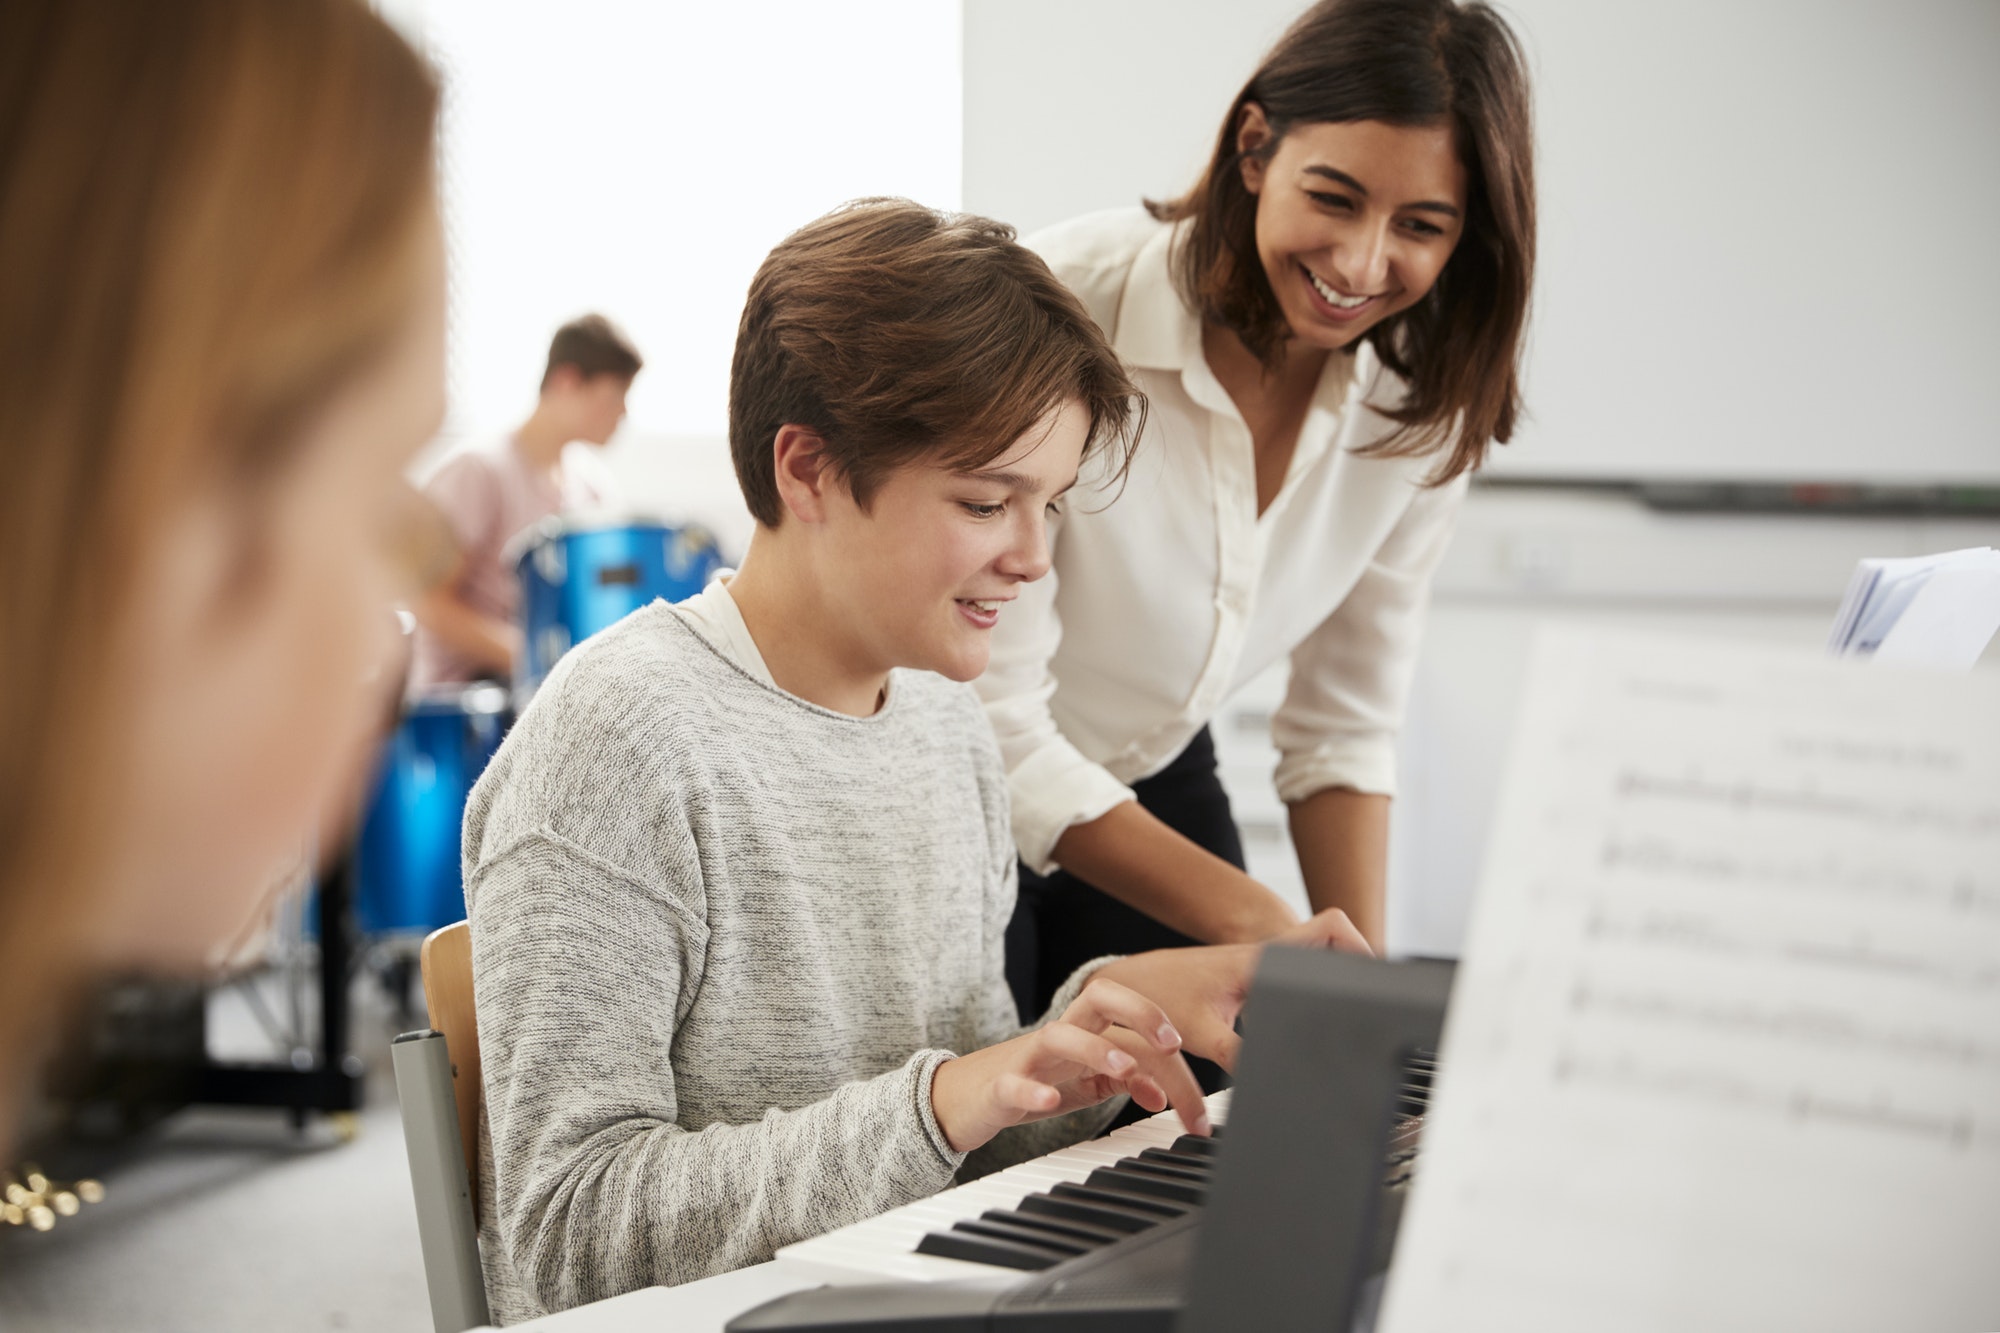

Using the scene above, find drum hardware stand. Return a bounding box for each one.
[211,860,317,1071]
[45,853,368,1138]
[189,850,366,1131]
[354,933,427,1029]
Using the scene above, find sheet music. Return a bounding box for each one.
[1377,627,2000,1333]
[1873,563,2000,670]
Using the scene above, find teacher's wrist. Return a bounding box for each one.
[1214,879,1302,944]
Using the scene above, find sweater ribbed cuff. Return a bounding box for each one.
[907,1048,968,1170]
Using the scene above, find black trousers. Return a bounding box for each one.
[1005,726,1243,1097]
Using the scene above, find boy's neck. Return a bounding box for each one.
[512,400,578,473]
[725,530,890,718]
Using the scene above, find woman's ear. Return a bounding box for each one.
[771,423,837,524]
[1236,102,1273,194]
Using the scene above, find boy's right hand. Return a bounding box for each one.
[929,976,1208,1154]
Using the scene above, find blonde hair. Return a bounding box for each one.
[0,0,439,1092]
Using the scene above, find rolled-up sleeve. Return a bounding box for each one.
[976,546,1136,875]
[1271,471,1468,804]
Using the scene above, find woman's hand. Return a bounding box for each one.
[1274,905,1373,954]
[1093,908,1370,1072]
[929,977,1208,1154]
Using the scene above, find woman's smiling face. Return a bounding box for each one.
[1239,110,1469,353]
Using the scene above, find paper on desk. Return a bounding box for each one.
[1871,563,2000,669]
[1828,546,2000,664]
[1376,627,2000,1333]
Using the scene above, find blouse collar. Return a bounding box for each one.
[1110,219,1371,414]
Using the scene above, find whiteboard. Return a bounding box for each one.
[962,0,2000,484]
[385,0,961,438]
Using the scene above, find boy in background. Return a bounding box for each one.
[408,313,640,691]
[464,200,1365,1321]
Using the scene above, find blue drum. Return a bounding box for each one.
[512,516,725,702]
[353,683,510,935]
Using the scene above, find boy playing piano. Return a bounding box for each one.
[464,199,1365,1322]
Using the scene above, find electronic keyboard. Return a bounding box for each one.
[735,951,1454,1333]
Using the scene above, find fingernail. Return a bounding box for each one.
[1106,1049,1135,1074]
[1194,1113,1212,1135]
[1156,1024,1180,1048]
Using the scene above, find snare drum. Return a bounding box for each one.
[512,516,725,702]
[353,683,509,935]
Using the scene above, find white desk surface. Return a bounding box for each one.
[484,1262,825,1333]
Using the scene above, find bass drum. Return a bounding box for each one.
[353,682,509,936]
[511,516,725,704]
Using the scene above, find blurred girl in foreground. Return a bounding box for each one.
[0,0,445,1149]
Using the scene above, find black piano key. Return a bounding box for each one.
[1170,1134,1221,1158]
[1086,1164,1207,1205]
[916,1229,1063,1272]
[953,1218,1090,1257]
[1117,1155,1208,1184]
[979,1208,1126,1248]
[1135,1146,1214,1173]
[1400,1050,1438,1117]
[1018,1191,1161,1234]
[1047,1181,1186,1218]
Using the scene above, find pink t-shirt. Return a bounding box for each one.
[409,437,611,691]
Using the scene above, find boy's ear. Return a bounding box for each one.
[771,424,838,524]
[543,362,583,395]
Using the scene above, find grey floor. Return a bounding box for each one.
[0,969,435,1333]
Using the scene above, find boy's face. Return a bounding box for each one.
[547,366,631,446]
[821,399,1088,684]
[572,372,631,445]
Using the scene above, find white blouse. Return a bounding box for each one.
[977,208,1469,874]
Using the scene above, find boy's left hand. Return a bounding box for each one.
[1092,907,1369,1073]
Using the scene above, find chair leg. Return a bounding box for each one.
[391,1030,491,1333]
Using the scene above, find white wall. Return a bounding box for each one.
[1504,0,2000,484]
[962,0,1296,236]
[963,0,2000,485]
[392,0,964,552]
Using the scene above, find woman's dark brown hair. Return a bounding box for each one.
[730,199,1144,527]
[1151,0,1535,482]
[0,0,437,1141]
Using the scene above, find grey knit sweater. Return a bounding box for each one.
[463,598,1114,1323]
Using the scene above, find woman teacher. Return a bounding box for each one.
[981,0,1536,1016]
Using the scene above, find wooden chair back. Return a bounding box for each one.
[420,921,481,1216]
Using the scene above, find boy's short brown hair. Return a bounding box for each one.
[729,199,1144,528]
[542,313,643,389]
